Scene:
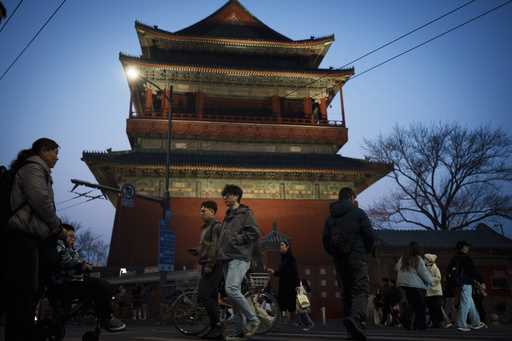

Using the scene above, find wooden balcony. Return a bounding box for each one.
[126,116,348,148]
[129,111,345,128]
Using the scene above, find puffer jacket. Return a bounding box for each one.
[424,253,443,296]
[322,199,375,258]
[396,256,433,290]
[8,155,61,239]
[51,239,85,284]
[217,204,261,262]
[198,219,222,273]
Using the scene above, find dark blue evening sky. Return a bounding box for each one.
[1,0,511,242]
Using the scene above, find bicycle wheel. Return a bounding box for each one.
[171,290,210,336]
[250,292,280,335]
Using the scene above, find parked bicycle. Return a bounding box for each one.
[171,272,279,336]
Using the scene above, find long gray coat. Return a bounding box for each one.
[8,155,61,239]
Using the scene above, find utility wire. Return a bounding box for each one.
[55,190,94,205]
[283,0,477,98]
[0,0,24,33]
[351,0,512,81]
[0,0,68,82]
[57,195,105,212]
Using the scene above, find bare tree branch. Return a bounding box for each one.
[364,123,512,231]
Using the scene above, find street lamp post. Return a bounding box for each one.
[126,67,175,306]
[126,68,173,218]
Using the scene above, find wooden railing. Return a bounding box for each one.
[129,111,345,127]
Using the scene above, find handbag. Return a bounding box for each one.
[296,281,311,310]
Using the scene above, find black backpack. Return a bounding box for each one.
[328,217,354,255]
[447,258,465,288]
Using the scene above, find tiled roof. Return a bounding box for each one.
[173,0,292,42]
[375,224,512,250]
[82,150,388,173]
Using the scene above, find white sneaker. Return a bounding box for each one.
[471,322,487,330]
[457,327,471,332]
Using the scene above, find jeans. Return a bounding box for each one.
[223,259,258,334]
[456,284,481,328]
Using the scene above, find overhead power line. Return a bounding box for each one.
[283,0,477,98]
[0,0,68,82]
[57,195,105,212]
[351,0,512,81]
[0,0,24,33]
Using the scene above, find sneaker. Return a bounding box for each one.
[457,327,471,332]
[201,325,223,339]
[245,319,261,336]
[471,322,487,330]
[444,322,453,328]
[343,317,367,341]
[102,316,126,332]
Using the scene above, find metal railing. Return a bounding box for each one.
[130,111,345,127]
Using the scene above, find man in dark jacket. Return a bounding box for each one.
[322,187,374,341]
[217,185,261,341]
[446,241,486,332]
[189,200,224,339]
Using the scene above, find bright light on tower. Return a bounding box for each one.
[126,67,140,80]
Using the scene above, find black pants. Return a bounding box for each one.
[473,294,486,324]
[401,287,426,330]
[426,295,444,327]
[334,257,369,323]
[5,232,40,341]
[59,277,114,320]
[198,264,224,327]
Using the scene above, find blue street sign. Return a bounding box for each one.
[159,218,176,272]
[121,183,136,208]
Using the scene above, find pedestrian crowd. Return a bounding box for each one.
[369,240,488,334]
[0,139,494,341]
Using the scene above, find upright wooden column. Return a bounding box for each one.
[195,92,205,120]
[319,97,328,122]
[144,88,153,116]
[340,88,346,127]
[162,88,170,118]
[304,97,313,123]
[272,95,281,122]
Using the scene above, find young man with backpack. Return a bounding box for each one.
[446,241,487,332]
[322,187,375,341]
[1,138,63,341]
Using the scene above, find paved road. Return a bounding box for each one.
[58,323,511,341]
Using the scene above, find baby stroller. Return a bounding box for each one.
[34,277,103,341]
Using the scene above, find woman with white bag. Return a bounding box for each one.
[296,279,314,331]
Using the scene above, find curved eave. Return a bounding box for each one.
[135,21,334,52]
[82,150,391,176]
[119,53,353,80]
